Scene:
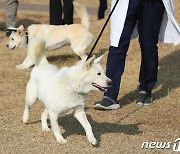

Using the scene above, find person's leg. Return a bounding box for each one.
[6,0,18,28]
[98,0,107,20]
[5,0,18,36]
[138,0,165,104]
[94,0,141,110]
[50,0,63,25]
[63,0,73,24]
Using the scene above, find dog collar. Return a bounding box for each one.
[25,31,28,44]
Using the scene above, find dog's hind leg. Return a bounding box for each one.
[75,50,87,61]
[73,106,97,145]
[71,44,87,60]
[41,108,50,132]
[49,109,67,144]
[23,79,37,123]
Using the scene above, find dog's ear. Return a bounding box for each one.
[17,25,25,31]
[83,55,96,70]
[94,55,104,63]
[17,25,25,36]
[17,29,23,36]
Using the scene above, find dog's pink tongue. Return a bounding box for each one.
[92,83,108,92]
[102,87,108,92]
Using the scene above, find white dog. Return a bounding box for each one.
[22,38,112,145]
[7,1,93,69]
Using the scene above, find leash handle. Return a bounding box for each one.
[86,0,120,61]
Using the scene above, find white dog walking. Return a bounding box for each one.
[22,38,112,145]
[7,1,93,69]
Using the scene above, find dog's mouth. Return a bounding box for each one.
[92,83,108,92]
[11,45,16,49]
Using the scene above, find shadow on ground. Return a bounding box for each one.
[58,114,142,147]
[154,50,180,99]
[47,48,109,64]
[0,19,40,30]
[16,19,40,28]
[26,113,142,147]
[47,54,79,63]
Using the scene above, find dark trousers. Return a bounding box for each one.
[50,0,73,25]
[105,0,165,100]
[98,0,107,19]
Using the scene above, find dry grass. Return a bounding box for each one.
[0,0,180,153]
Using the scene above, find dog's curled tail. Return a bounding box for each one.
[73,1,90,29]
[31,38,48,66]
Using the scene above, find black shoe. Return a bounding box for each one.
[5,27,17,36]
[93,96,121,110]
[136,91,153,106]
[6,30,12,36]
[143,94,153,106]
[136,91,147,105]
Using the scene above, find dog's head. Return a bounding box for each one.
[75,55,112,93]
[6,25,27,49]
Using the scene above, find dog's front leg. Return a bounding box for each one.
[16,56,28,69]
[73,107,97,145]
[41,108,50,132]
[16,56,34,69]
[49,109,67,144]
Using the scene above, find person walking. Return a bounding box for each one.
[93,0,180,110]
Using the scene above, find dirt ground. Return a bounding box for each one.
[0,0,180,153]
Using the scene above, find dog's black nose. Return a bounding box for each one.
[107,80,112,86]
[6,44,9,48]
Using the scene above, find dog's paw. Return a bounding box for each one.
[22,117,28,123]
[42,127,51,132]
[16,63,31,69]
[22,114,29,123]
[88,136,97,145]
[56,138,67,144]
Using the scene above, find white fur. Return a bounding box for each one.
[7,1,93,69]
[22,38,112,145]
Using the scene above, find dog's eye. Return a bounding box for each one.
[97,72,101,76]
[11,38,14,41]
